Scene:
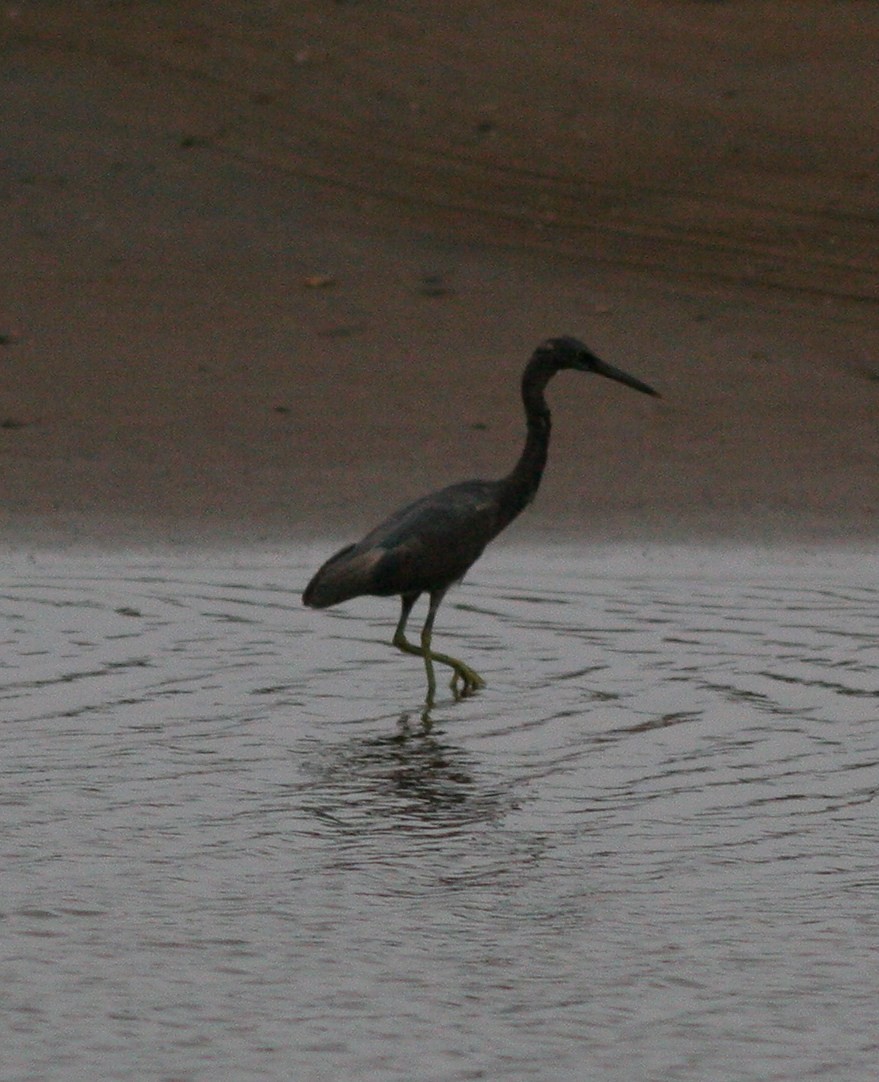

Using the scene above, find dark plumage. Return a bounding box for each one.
[303,336,659,704]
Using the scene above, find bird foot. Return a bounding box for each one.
[450,665,485,699]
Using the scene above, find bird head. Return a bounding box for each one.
[535,337,659,397]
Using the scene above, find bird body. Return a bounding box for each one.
[303,337,658,704]
[303,480,506,608]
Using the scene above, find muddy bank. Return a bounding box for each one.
[1,2,877,549]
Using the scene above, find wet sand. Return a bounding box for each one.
[1,3,877,550]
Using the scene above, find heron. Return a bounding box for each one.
[303,336,659,705]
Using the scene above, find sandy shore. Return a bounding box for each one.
[1,3,877,550]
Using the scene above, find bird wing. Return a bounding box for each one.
[303,480,504,606]
[362,481,503,596]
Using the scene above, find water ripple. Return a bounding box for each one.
[1,545,877,1081]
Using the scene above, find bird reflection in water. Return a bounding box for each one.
[301,715,507,831]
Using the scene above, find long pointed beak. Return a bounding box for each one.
[589,356,660,397]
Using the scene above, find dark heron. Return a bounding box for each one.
[303,336,659,704]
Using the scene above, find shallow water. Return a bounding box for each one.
[2,545,877,1082]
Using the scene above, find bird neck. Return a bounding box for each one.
[500,369,552,521]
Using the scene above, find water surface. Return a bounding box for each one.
[2,545,877,1081]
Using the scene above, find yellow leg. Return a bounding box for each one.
[392,591,485,704]
[393,593,436,704]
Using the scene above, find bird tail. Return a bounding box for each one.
[302,543,383,608]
